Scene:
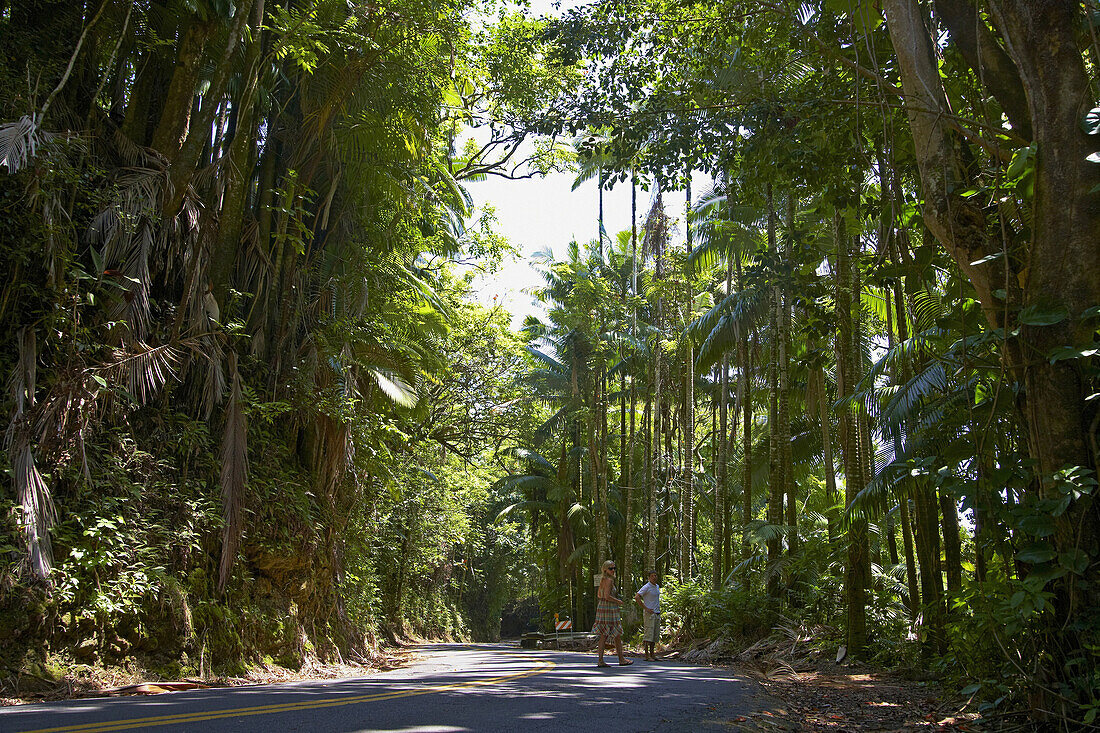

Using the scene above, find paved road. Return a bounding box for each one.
[1,644,768,733]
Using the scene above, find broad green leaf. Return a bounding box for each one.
[1018,513,1056,537]
[1018,304,1069,326]
[1006,145,1033,180]
[1047,344,1100,363]
[1016,543,1056,565]
[1026,564,1067,587]
[1058,549,1089,575]
[824,0,882,36]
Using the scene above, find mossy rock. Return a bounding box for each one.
[16,672,57,694]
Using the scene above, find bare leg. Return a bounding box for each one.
[616,636,629,664]
[597,632,607,665]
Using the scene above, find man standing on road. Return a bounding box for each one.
[634,571,661,661]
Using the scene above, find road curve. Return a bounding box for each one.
[1,643,768,732]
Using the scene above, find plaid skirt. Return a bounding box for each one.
[592,599,622,640]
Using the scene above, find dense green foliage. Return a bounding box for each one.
[0,0,557,686]
[2,0,1098,728]
[486,0,1100,726]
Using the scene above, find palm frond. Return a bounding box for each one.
[501,447,557,475]
[217,353,249,594]
[12,438,54,581]
[695,288,769,372]
[494,474,558,494]
[0,115,52,173]
[370,368,418,407]
[495,500,555,522]
[96,342,179,405]
[565,539,593,565]
[525,346,567,373]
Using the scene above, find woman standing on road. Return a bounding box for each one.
[593,559,633,667]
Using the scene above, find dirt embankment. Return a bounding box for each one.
[1,646,418,707]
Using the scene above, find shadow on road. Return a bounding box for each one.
[2,643,768,733]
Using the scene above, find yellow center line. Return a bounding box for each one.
[20,651,556,733]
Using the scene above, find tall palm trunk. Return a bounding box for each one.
[738,258,753,589]
[887,239,921,618]
[939,490,962,592]
[765,184,782,599]
[623,377,635,596]
[913,477,946,654]
[590,370,608,567]
[651,193,666,577]
[650,307,663,577]
[813,363,838,542]
[681,177,694,579]
[644,394,655,573]
[623,174,639,589]
[714,326,730,589]
[835,212,868,657]
[780,194,796,559]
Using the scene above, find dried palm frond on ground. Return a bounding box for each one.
[667,629,984,731]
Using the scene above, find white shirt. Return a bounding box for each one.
[636,581,660,613]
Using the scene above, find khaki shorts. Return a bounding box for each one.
[643,610,660,643]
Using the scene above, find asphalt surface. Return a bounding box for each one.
[1,643,769,733]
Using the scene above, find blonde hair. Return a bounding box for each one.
[602,559,616,574]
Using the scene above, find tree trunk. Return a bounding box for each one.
[932,0,1031,140]
[714,248,731,588]
[681,177,694,579]
[939,489,962,593]
[165,1,253,217]
[814,365,839,542]
[912,478,946,654]
[712,361,724,589]
[885,0,1100,678]
[765,184,782,600]
[887,236,921,619]
[986,7,1100,709]
[643,392,654,573]
[150,18,213,157]
[882,0,1010,332]
[624,175,638,592]
[851,232,873,593]
[591,370,608,568]
[834,213,867,657]
[648,336,661,575]
[623,372,635,597]
[781,194,796,560]
[123,47,173,146]
[210,0,265,310]
[899,497,920,619]
[740,268,753,589]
